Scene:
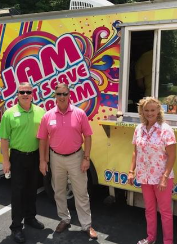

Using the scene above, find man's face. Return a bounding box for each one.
[55,86,70,107]
[17,85,33,107]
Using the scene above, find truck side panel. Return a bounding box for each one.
[0,2,177,200]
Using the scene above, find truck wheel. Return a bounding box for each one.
[87,170,94,199]
[43,170,54,202]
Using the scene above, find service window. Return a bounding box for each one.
[121,24,177,121]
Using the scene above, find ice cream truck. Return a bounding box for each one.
[1,0,177,212]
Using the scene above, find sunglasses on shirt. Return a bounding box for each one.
[56,92,69,96]
[18,91,32,95]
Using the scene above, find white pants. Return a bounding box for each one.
[50,149,91,230]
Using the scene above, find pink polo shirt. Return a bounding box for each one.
[133,122,176,184]
[37,104,93,154]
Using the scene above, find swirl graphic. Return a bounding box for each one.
[72,20,121,111]
[0,20,122,119]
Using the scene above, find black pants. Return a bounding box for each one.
[9,150,39,231]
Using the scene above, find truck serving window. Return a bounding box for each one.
[121,24,177,121]
[128,30,154,113]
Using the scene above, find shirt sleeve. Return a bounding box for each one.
[0,110,11,139]
[163,126,176,147]
[132,126,138,145]
[81,111,93,136]
[37,115,49,139]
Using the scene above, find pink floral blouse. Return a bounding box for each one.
[132,122,176,184]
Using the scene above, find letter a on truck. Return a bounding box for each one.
[1,0,177,208]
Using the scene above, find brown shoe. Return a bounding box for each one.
[55,220,70,233]
[85,227,98,239]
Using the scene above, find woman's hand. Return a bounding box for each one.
[157,175,168,191]
[128,172,135,185]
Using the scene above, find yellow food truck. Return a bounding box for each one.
[1,0,177,212]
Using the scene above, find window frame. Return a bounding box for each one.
[120,23,177,122]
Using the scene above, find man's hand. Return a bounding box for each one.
[39,160,48,176]
[3,160,11,174]
[81,159,90,173]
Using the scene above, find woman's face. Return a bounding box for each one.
[143,102,160,125]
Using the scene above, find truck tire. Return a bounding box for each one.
[43,168,54,202]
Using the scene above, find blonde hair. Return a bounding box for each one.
[138,97,164,125]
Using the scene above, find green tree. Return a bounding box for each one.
[160,30,177,86]
[18,0,70,14]
[0,0,148,14]
[0,0,70,14]
[110,0,146,3]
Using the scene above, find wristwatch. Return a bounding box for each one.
[83,155,90,161]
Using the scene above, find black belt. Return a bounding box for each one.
[11,148,38,156]
[50,147,81,157]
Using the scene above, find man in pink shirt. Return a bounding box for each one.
[37,83,97,239]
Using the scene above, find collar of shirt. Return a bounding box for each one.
[55,103,73,115]
[17,103,33,113]
[142,122,160,133]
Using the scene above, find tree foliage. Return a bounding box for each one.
[0,0,70,14]
[0,0,147,14]
[110,0,145,3]
[160,30,177,86]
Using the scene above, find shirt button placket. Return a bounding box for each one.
[63,115,65,126]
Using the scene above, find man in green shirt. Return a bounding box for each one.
[0,82,45,243]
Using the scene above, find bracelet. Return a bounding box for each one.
[129,170,134,174]
[163,173,169,178]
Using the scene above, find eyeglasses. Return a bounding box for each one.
[18,91,32,95]
[56,92,69,97]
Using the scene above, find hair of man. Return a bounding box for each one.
[55,83,70,92]
[18,82,33,91]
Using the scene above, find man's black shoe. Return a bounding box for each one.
[12,230,25,243]
[24,218,44,229]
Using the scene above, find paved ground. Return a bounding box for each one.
[0,178,177,244]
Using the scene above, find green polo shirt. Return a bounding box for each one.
[0,103,45,152]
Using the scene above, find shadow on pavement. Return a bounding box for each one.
[37,185,177,244]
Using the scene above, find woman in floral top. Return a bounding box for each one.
[128,97,176,244]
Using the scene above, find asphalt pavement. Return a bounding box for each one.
[0,178,177,244]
